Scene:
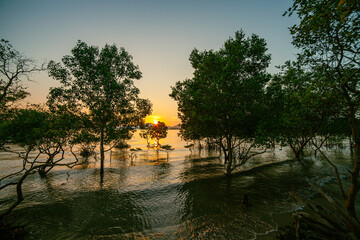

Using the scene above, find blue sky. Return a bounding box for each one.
[0,0,298,125]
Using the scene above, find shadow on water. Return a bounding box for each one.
[1,130,359,239]
[173,157,302,239]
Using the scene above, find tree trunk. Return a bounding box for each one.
[220,142,228,164]
[38,166,47,178]
[38,156,53,178]
[226,137,233,176]
[289,143,306,159]
[0,171,30,220]
[289,144,301,159]
[345,106,360,219]
[349,135,354,153]
[100,127,105,178]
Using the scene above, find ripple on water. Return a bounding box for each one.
[1,131,359,239]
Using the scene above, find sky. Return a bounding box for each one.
[0,0,298,126]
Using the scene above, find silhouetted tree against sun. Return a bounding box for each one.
[47,40,152,179]
[149,121,168,147]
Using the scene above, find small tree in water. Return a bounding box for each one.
[139,123,152,147]
[149,121,168,147]
[160,144,174,160]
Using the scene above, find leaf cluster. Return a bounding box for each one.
[149,121,168,140]
[285,0,360,102]
[266,61,342,146]
[47,40,152,147]
[0,106,79,151]
[170,30,272,144]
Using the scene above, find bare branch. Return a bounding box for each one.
[0,182,17,191]
[310,183,360,236]
[231,147,267,171]
[290,191,347,231]
[104,139,121,152]
[0,169,25,182]
[341,69,360,88]
[311,139,347,200]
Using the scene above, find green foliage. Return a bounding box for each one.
[285,0,360,99]
[285,0,359,61]
[284,0,360,155]
[0,106,81,218]
[286,0,360,221]
[79,148,94,158]
[47,40,152,173]
[130,148,141,152]
[171,31,271,141]
[139,124,152,147]
[160,144,174,160]
[140,122,168,147]
[1,106,78,148]
[266,61,339,157]
[170,30,272,174]
[1,108,47,149]
[184,143,194,148]
[47,41,152,141]
[0,105,81,177]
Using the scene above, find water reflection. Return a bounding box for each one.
[0,130,359,239]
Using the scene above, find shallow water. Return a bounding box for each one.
[0,130,358,239]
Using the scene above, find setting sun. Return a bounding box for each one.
[1,1,355,239]
[145,115,166,125]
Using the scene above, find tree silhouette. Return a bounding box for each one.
[0,39,43,109]
[149,121,168,147]
[47,40,152,179]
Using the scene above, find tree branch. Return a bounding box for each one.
[310,183,360,238]
[311,139,347,200]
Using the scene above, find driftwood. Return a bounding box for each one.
[290,184,360,239]
[310,183,360,239]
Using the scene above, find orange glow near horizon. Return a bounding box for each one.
[144,114,180,126]
[145,115,166,125]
